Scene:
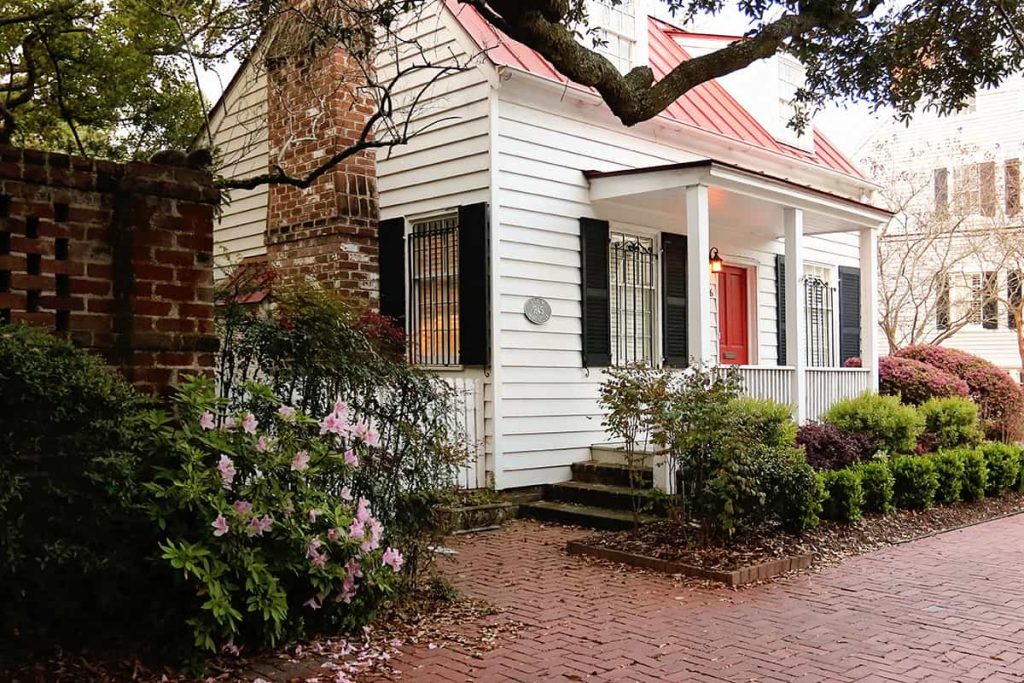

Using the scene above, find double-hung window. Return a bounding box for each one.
[609,231,656,365]
[588,0,636,73]
[408,215,460,366]
[803,265,835,367]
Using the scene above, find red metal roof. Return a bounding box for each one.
[446,4,864,179]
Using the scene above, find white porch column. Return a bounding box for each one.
[686,184,714,364]
[860,226,880,393]
[784,208,807,423]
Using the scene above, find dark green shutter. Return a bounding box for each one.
[378,217,406,328]
[580,217,610,367]
[458,203,489,365]
[838,266,861,364]
[982,270,999,329]
[936,273,950,331]
[1009,271,1022,328]
[661,233,688,367]
[775,254,787,365]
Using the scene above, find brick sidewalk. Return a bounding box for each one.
[385,517,1024,682]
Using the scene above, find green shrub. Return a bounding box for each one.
[857,460,895,514]
[979,441,1020,495]
[769,456,824,534]
[0,324,162,653]
[822,393,923,455]
[727,397,798,449]
[930,451,965,504]
[956,448,988,502]
[918,397,982,451]
[820,469,864,522]
[144,377,403,653]
[889,456,939,509]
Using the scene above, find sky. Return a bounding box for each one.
[197,2,893,158]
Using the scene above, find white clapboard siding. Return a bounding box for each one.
[493,94,864,487]
[806,368,872,421]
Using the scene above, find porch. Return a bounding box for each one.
[585,158,890,422]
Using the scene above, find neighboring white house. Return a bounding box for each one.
[860,80,1024,376]
[209,0,890,490]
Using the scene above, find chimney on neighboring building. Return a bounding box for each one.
[264,10,379,304]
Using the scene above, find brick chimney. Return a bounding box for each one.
[265,36,379,303]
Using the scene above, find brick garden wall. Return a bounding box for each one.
[265,45,379,303]
[0,145,220,395]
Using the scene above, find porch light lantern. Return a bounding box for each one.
[708,247,723,274]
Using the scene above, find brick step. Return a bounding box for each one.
[518,500,657,530]
[545,481,665,515]
[570,461,653,488]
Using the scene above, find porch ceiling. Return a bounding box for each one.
[585,160,893,236]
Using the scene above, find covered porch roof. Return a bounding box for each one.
[584,160,893,236]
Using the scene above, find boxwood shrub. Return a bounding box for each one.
[889,456,939,509]
[822,393,923,456]
[918,397,982,451]
[820,469,864,522]
[930,450,965,504]
[857,460,895,514]
[956,448,988,502]
[979,442,1021,495]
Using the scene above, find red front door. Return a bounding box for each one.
[718,265,749,365]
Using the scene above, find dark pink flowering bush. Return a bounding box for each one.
[145,376,404,652]
[895,345,1024,440]
[879,356,970,405]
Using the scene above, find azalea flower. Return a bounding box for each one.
[333,398,349,417]
[382,547,405,572]
[340,486,353,501]
[199,411,215,430]
[327,527,341,542]
[222,416,236,431]
[355,497,371,523]
[320,412,349,437]
[255,435,272,453]
[304,595,322,610]
[241,412,258,434]
[348,518,365,541]
[282,500,294,518]
[217,455,236,489]
[247,515,273,536]
[345,557,363,579]
[310,552,327,569]
[361,517,382,553]
[211,514,229,537]
[344,449,359,467]
[277,405,296,422]
[232,500,253,517]
[308,508,319,523]
[336,575,357,603]
[291,450,310,471]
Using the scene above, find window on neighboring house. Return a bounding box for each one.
[954,164,982,215]
[980,161,996,216]
[965,272,984,325]
[934,167,949,211]
[804,265,835,367]
[1006,159,1021,216]
[588,0,636,73]
[408,215,460,366]
[609,231,656,365]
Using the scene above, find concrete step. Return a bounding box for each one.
[518,500,657,530]
[545,480,664,514]
[590,443,659,468]
[570,461,653,488]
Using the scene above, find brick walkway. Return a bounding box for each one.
[387,516,1024,682]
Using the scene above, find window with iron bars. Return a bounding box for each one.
[408,215,460,366]
[804,268,835,367]
[609,232,656,365]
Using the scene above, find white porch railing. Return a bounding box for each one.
[731,365,795,405]
[443,376,488,489]
[805,368,871,422]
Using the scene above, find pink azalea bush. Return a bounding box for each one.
[895,345,1024,440]
[146,376,404,653]
[880,356,970,405]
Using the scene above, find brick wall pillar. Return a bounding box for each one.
[265,43,380,304]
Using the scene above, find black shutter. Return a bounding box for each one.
[580,217,610,367]
[936,273,950,331]
[661,233,688,367]
[982,270,999,330]
[838,266,862,364]
[1009,271,1022,329]
[458,203,489,365]
[775,254,787,365]
[378,217,406,328]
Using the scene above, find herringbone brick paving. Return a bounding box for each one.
[387,516,1024,682]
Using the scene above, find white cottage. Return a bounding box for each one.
[209,0,891,491]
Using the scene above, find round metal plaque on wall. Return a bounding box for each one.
[524,297,552,325]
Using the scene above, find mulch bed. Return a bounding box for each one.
[0,592,519,683]
[577,491,1024,575]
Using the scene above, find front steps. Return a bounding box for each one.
[519,456,662,530]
